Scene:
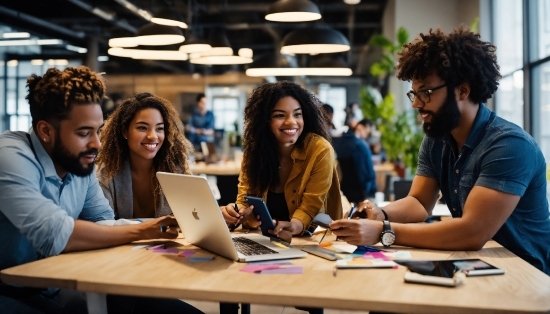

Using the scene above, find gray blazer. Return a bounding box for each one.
[97,160,172,219]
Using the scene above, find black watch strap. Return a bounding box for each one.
[380,208,388,221]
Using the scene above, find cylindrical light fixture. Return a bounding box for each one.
[265,0,321,22]
[136,23,185,46]
[281,26,350,54]
[108,47,188,61]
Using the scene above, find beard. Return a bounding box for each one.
[51,134,97,177]
[421,90,461,138]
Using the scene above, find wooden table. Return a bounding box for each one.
[2,234,550,314]
[191,161,241,176]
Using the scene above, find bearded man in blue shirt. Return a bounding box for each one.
[331,26,550,276]
[0,66,202,313]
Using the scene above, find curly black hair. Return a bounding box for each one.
[395,26,501,104]
[96,92,194,203]
[26,66,106,130]
[242,81,330,196]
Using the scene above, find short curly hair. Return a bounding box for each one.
[26,66,106,130]
[96,92,194,201]
[395,26,501,104]
[242,81,330,196]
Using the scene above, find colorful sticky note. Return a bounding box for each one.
[152,248,179,254]
[240,265,281,273]
[260,266,303,274]
[178,250,197,258]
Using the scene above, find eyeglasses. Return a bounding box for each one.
[406,83,447,103]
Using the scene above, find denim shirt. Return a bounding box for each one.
[0,130,114,271]
[188,110,215,144]
[417,105,550,275]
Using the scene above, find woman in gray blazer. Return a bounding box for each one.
[96,92,194,219]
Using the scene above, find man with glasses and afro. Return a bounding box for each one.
[330,26,550,276]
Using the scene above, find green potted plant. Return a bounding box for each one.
[360,27,424,177]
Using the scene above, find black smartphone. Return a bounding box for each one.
[244,196,276,237]
[395,258,505,277]
[310,213,333,229]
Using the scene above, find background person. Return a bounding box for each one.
[96,92,194,219]
[220,81,343,244]
[330,26,550,276]
[333,118,377,199]
[186,93,215,150]
[0,66,202,313]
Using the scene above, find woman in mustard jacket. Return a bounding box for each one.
[221,81,342,243]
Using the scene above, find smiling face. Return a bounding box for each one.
[124,108,165,162]
[50,103,103,178]
[269,96,304,149]
[411,72,460,138]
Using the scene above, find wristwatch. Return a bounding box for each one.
[380,220,395,247]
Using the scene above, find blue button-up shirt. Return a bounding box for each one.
[417,105,550,275]
[0,130,114,271]
[188,109,215,145]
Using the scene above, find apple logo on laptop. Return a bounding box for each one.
[192,209,199,220]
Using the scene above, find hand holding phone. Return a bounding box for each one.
[244,196,276,237]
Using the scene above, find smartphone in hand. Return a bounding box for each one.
[244,196,276,237]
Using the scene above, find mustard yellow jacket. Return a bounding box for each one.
[236,133,343,228]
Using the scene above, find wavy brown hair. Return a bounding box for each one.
[96,92,194,201]
[243,81,330,196]
[26,66,106,130]
[395,26,501,104]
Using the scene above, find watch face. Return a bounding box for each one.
[382,232,395,246]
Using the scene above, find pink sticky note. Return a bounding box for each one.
[152,248,179,254]
[178,250,197,258]
[363,252,389,260]
[260,266,303,274]
[240,265,281,273]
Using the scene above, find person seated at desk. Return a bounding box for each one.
[96,92,194,219]
[330,26,550,276]
[220,81,343,244]
[333,118,377,199]
[0,66,203,314]
[186,93,215,150]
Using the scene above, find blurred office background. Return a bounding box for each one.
[0,0,548,201]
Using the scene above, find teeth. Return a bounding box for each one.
[144,144,157,149]
[282,129,297,134]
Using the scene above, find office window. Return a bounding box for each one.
[495,71,524,127]
[212,96,239,132]
[1,59,81,132]
[493,0,550,200]
[535,0,550,60]
[318,84,346,129]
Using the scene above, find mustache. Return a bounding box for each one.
[79,149,99,157]
[418,109,434,115]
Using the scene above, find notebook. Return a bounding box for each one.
[156,172,306,262]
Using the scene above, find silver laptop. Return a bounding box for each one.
[156,172,306,262]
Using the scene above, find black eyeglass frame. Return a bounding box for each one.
[406,83,447,103]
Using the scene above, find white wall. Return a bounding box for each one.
[383,0,483,112]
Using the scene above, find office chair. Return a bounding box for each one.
[393,179,413,200]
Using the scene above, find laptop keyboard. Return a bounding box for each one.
[232,237,279,256]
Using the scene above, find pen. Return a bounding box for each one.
[347,203,355,220]
[229,204,241,232]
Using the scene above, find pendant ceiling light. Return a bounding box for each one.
[151,9,188,28]
[281,26,350,54]
[265,0,321,22]
[246,53,351,77]
[179,32,212,54]
[189,30,252,65]
[135,23,185,46]
[108,47,188,61]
